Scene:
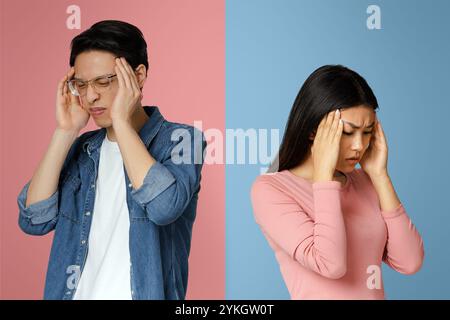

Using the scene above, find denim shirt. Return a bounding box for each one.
[17,106,206,300]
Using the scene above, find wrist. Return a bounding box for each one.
[112,117,132,130]
[370,171,391,187]
[54,127,79,140]
[368,169,389,180]
[53,128,78,151]
[313,171,333,183]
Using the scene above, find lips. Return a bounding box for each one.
[89,107,106,116]
[346,157,359,166]
[346,156,360,165]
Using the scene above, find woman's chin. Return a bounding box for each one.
[337,164,358,173]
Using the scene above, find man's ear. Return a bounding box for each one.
[135,64,147,90]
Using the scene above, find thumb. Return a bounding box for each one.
[69,91,83,109]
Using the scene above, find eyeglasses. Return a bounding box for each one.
[67,74,117,97]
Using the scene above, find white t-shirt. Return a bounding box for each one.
[73,135,132,300]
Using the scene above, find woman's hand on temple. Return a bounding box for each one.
[360,116,389,179]
[312,109,344,182]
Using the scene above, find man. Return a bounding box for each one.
[17,20,206,300]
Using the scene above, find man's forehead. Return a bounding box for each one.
[73,51,116,79]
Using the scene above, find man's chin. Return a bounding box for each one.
[93,118,113,129]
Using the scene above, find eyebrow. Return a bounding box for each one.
[341,120,375,129]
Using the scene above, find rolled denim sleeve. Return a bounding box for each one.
[17,180,59,235]
[130,127,206,226]
[16,133,85,235]
[131,162,176,204]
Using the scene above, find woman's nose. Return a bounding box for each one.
[351,135,363,151]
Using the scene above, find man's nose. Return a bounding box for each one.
[86,84,99,104]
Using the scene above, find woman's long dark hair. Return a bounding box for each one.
[271,65,379,173]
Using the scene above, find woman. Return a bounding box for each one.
[251,65,424,299]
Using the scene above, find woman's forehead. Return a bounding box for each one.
[340,106,375,127]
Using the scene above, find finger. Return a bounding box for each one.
[115,63,125,89]
[317,117,325,132]
[324,110,338,137]
[130,75,141,99]
[67,67,75,78]
[115,58,126,87]
[334,118,344,142]
[330,109,340,135]
[325,110,334,128]
[122,59,140,94]
[376,121,387,144]
[117,58,132,88]
[69,88,80,106]
[65,67,76,94]
[315,121,324,140]
[58,75,67,98]
[62,79,68,97]
[122,60,138,92]
[121,57,133,76]
[128,65,141,94]
[122,58,139,86]
[78,95,85,109]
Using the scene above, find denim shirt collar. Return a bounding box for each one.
[82,106,165,154]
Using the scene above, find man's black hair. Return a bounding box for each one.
[70,20,148,74]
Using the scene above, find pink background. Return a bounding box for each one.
[0,0,224,299]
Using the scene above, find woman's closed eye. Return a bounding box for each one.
[343,131,373,136]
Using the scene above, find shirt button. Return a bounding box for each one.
[85,211,91,216]
[81,240,86,245]
[128,183,133,188]
[66,291,71,295]
[91,184,95,188]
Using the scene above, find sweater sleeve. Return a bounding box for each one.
[251,177,347,279]
[381,203,424,274]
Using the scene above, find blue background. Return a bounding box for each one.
[226,0,450,299]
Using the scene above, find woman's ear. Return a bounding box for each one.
[134,64,147,90]
[307,131,316,147]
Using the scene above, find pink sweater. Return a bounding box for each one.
[251,169,424,299]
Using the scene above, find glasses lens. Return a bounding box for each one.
[67,80,80,96]
[93,76,113,93]
[73,80,88,96]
